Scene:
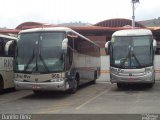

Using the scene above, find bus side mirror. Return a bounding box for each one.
[62,38,68,54]
[105,41,111,55]
[153,39,157,51]
[5,40,16,56]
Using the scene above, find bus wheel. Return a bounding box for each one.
[33,90,43,95]
[117,83,124,89]
[0,77,4,92]
[92,71,97,84]
[147,83,154,88]
[69,76,79,94]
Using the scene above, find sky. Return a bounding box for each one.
[0,0,160,28]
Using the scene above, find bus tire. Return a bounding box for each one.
[69,74,79,94]
[33,90,42,95]
[92,71,97,84]
[147,83,154,88]
[0,76,4,92]
[117,83,124,89]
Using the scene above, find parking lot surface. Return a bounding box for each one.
[1,81,160,119]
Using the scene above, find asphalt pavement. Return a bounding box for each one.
[1,81,160,120]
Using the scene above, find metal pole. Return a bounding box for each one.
[132,1,135,29]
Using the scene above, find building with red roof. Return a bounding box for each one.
[0,18,160,55]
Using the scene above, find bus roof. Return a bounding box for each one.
[19,27,99,47]
[19,27,75,33]
[112,29,153,37]
[0,34,17,40]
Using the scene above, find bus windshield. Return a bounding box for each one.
[110,36,153,68]
[15,32,65,73]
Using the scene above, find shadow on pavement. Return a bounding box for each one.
[21,81,95,100]
[114,83,154,92]
[0,88,16,95]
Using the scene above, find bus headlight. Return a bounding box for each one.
[110,67,118,74]
[145,67,153,74]
[50,78,65,82]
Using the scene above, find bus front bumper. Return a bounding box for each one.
[110,72,154,83]
[14,80,70,91]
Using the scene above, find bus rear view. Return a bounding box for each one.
[105,29,157,88]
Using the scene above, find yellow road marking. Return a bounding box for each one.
[75,85,113,110]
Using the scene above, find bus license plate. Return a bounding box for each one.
[128,77,134,81]
[32,85,40,89]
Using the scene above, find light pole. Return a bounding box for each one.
[131,0,139,29]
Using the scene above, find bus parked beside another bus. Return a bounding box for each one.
[0,34,17,91]
[14,27,101,94]
[105,29,157,88]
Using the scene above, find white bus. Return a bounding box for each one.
[0,34,17,91]
[14,27,101,93]
[105,29,157,88]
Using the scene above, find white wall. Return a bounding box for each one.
[155,55,160,81]
[97,55,160,82]
[97,56,110,82]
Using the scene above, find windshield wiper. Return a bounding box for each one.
[131,52,141,66]
[24,48,35,71]
[120,51,130,68]
[24,48,49,72]
[39,53,50,73]
[120,47,141,68]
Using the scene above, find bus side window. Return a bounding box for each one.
[66,37,74,70]
[68,38,74,65]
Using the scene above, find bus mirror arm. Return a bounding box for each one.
[105,41,111,55]
[62,38,68,54]
[153,39,157,51]
[4,40,15,56]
